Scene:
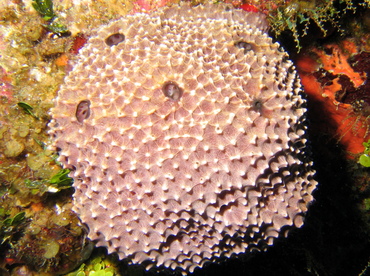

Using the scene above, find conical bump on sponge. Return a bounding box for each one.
[48,1,317,273]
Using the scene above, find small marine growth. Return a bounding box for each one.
[268,0,369,51]
[32,0,69,36]
[359,139,370,167]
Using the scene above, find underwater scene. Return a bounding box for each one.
[0,0,369,275]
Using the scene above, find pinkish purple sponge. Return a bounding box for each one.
[48,1,317,273]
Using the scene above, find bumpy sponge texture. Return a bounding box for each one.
[48,1,317,273]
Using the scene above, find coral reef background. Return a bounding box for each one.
[0,0,369,275]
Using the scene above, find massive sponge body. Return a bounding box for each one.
[48,1,317,273]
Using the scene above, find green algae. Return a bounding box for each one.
[359,139,370,167]
[66,250,120,276]
[25,168,73,195]
[49,168,73,187]
[17,102,39,120]
[32,0,57,21]
[0,211,26,245]
[32,0,69,35]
